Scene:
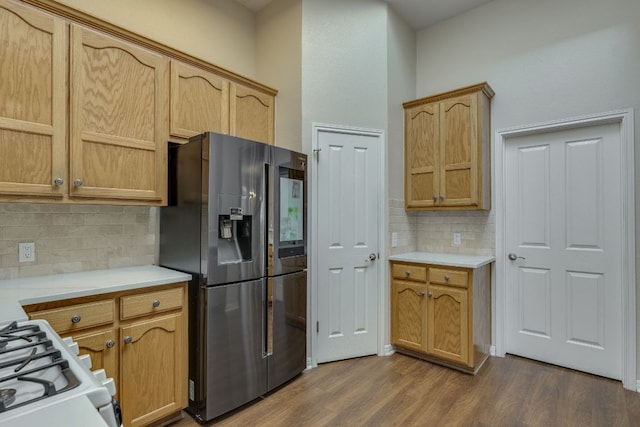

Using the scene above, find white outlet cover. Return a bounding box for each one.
[19,242,35,263]
[452,233,461,246]
[391,232,398,248]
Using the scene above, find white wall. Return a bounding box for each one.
[414,0,640,376]
[57,0,257,78]
[301,0,388,154]
[256,0,302,152]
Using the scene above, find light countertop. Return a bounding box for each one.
[0,265,191,325]
[388,252,495,268]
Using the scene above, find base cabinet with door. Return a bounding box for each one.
[390,254,493,374]
[24,281,188,427]
[403,83,494,210]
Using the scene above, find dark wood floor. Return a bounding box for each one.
[169,353,640,426]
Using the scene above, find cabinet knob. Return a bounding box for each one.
[444,275,450,281]
[54,177,64,186]
[428,292,433,298]
[73,178,83,187]
[152,299,160,308]
[432,195,438,202]
[439,195,445,201]
[419,291,425,297]
[106,339,115,349]
[405,271,411,277]
[71,314,81,324]
[124,336,132,344]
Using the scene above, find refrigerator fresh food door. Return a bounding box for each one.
[267,270,307,391]
[205,133,268,285]
[204,278,268,421]
[268,146,307,276]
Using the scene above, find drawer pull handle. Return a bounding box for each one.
[124,336,132,344]
[405,271,411,277]
[54,177,64,186]
[71,315,81,324]
[444,275,450,281]
[106,340,115,349]
[152,300,161,308]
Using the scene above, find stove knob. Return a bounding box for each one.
[79,354,92,369]
[101,377,116,396]
[68,341,80,356]
[93,369,107,381]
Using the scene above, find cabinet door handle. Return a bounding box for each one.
[124,336,132,344]
[152,299,160,308]
[71,315,81,324]
[106,339,115,349]
[405,271,411,277]
[444,275,450,281]
[427,292,433,298]
[419,291,425,297]
[439,195,445,201]
[73,178,83,187]
[54,177,64,186]
[432,195,438,202]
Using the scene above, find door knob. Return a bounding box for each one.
[508,253,526,261]
[368,253,377,262]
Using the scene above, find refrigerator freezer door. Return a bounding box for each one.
[206,133,268,285]
[204,279,268,421]
[267,270,307,391]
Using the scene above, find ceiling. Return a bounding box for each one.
[232,0,493,30]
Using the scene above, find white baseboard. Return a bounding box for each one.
[490,345,497,356]
[636,380,640,393]
[306,357,313,370]
[382,344,395,356]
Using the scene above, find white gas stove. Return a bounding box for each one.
[0,320,121,427]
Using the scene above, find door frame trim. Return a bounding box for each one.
[494,109,636,390]
[309,123,387,367]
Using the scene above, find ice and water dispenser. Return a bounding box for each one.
[217,200,253,265]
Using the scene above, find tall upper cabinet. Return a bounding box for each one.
[0,0,66,199]
[403,83,494,210]
[70,25,168,202]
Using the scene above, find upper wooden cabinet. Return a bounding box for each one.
[0,0,277,204]
[0,0,66,198]
[403,83,494,210]
[70,25,168,202]
[230,83,275,145]
[170,61,229,142]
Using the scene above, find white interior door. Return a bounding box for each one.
[504,122,623,379]
[315,126,381,363]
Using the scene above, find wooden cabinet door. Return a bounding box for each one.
[405,103,439,209]
[170,61,229,142]
[427,284,470,366]
[0,0,66,198]
[230,83,274,145]
[70,328,118,386]
[70,24,168,203]
[391,280,427,353]
[119,313,186,427]
[439,93,478,207]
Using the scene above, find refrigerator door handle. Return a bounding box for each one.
[264,278,272,358]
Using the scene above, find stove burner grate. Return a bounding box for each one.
[0,388,16,410]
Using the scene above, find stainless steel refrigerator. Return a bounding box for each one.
[159,132,307,423]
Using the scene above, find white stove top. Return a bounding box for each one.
[0,320,118,427]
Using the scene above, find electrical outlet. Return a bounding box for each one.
[391,232,398,248]
[19,242,35,263]
[452,233,461,246]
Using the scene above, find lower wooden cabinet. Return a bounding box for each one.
[390,261,491,374]
[24,281,188,427]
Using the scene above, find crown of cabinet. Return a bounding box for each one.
[403,82,494,210]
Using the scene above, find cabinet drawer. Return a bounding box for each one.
[29,300,114,334]
[429,268,468,288]
[120,287,183,320]
[392,264,427,282]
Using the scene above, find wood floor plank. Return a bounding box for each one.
[167,354,640,427]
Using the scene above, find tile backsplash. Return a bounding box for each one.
[388,198,495,256]
[0,203,157,280]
